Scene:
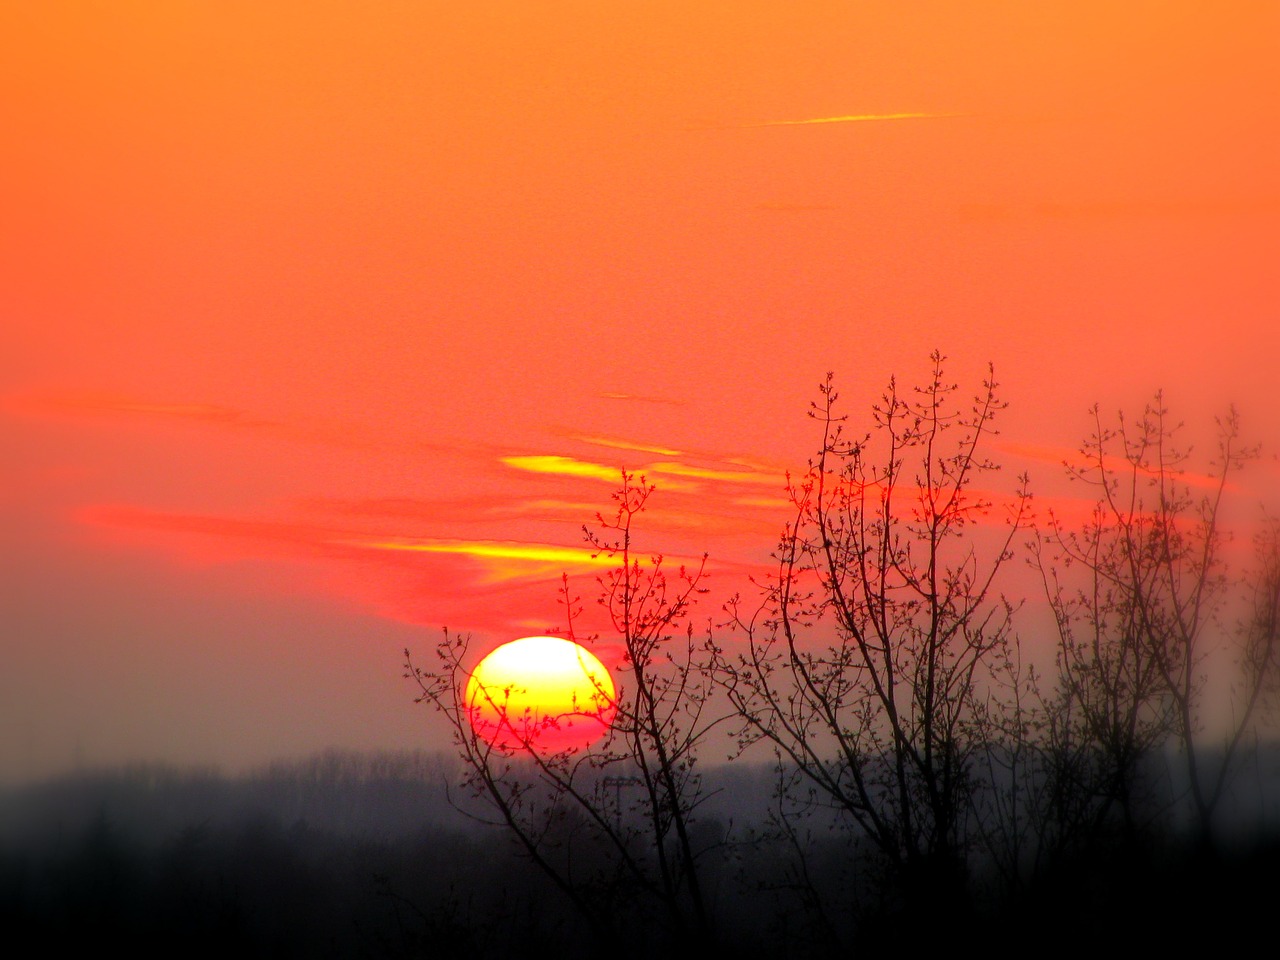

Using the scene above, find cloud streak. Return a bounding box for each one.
[502,451,789,494]
[598,392,685,405]
[3,392,276,428]
[502,455,625,482]
[647,461,782,486]
[743,112,961,128]
[568,434,684,457]
[357,538,615,569]
[997,440,1241,493]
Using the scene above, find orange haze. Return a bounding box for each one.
[2,2,1276,780]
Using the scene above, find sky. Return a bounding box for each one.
[2,2,1278,783]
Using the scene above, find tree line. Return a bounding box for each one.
[407,352,1280,952]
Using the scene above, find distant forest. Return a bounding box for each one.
[2,747,1278,957]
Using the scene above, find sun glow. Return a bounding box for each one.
[465,636,616,754]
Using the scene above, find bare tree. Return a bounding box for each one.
[715,353,1031,909]
[1250,518,1280,709]
[1031,462,1174,843]
[405,472,724,945]
[1034,395,1274,849]
[967,640,1058,894]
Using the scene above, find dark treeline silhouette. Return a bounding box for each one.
[2,749,1279,956]
[0,750,593,956]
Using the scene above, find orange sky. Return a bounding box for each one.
[3,2,1277,781]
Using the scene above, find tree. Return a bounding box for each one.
[1033,395,1276,849]
[715,353,1031,916]
[404,472,725,946]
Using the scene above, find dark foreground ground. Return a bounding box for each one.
[2,751,1277,957]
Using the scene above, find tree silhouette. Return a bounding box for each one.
[405,472,725,946]
[714,353,1031,919]
[400,368,1279,951]
[1034,396,1276,849]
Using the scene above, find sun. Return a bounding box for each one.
[465,636,616,754]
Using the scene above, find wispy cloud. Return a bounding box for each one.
[75,503,617,632]
[598,392,685,405]
[998,440,1239,493]
[568,434,684,457]
[2,390,442,456]
[353,537,720,586]
[502,455,625,482]
[298,494,603,530]
[3,392,275,428]
[77,505,344,557]
[502,451,785,494]
[648,461,782,486]
[358,538,614,568]
[742,112,962,128]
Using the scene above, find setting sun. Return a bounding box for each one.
[465,636,616,754]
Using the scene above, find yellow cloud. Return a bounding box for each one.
[504,453,786,494]
[364,538,615,567]
[356,537,619,584]
[502,455,624,482]
[358,537,716,583]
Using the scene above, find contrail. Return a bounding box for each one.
[744,112,961,128]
